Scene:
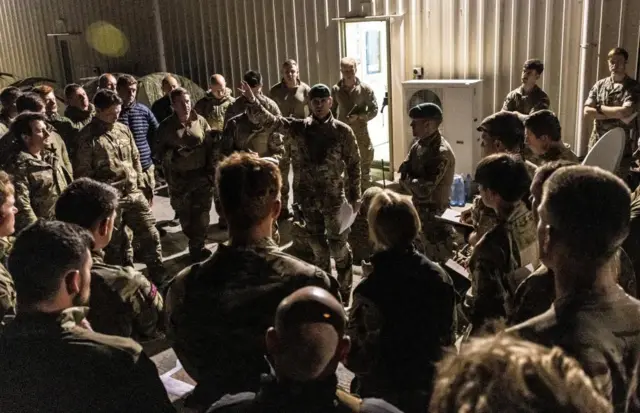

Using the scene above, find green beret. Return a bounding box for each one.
[409,103,443,120]
[309,84,332,99]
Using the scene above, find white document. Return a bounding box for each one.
[445,259,470,279]
[441,208,461,222]
[160,360,195,398]
[339,201,358,234]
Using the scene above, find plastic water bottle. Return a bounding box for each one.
[449,175,458,206]
[455,175,466,207]
[464,174,472,203]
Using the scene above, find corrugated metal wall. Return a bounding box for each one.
[2,0,639,149]
[0,0,159,84]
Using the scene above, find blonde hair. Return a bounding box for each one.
[340,57,357,68]
[367,189,420,250]
[430,334,613,413]
[0,171,14,207]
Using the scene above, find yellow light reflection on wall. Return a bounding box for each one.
[86,21,129,57]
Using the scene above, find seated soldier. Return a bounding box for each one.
[430,334,612,413]
[55,178,164,342]
[166,152,339,410]
[466,154,538,331]
[462,111,533,245]
[508,165,640,411]
[347,189,456,413]
[511,161,637,324]
[0,171,17,326]
[524,110,579,165]
[0,220,174,413]
[207,287,403,413]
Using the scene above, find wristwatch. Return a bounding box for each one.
[596,103,604,114]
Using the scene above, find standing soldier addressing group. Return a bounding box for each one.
[74,89,169,292]
[241,81,361,305]
[156,87,218,262]
[269,59,311,219]
[584,47,640,181]
[399,103,456,263]
[332,57,378,190]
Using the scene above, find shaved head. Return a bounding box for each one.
[210,74,226,86]
[266,287,349,382]
[161,75,179,95]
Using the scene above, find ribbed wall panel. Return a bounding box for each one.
[1,0,639,147]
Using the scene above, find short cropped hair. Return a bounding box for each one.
[32,85,54,98]
[523,59,544,75]
[93,89,123,110]
[0,171,15,208]
[8,220,94,308]
[116,74,137,89]
[475,154,531,203]
[608,47,629,62]
[543,165,630,266]
[283,59,298,68]
[243,70,262,88]
[0,86,21,107]
[524,110,562,142]
[368,189,420,250]
[533,160,577,190]
[55,178,119,230]
[16,93,45,113]
[430,334,612,413]
[98,73,115,89]
[10,112,47,140]
[64,83,83,100]
[340,57,357,67]
[169,87,189,103]
[216,152,282,231]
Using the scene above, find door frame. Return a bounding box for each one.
[338,17,394,179]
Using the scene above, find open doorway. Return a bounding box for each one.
[340,19,392,179]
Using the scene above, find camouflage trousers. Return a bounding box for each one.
[304,202,354,300]
[349,216,372,265]
[105,190,168,288]
[353,125,374,190]
[212,185,226,226]
[283,221,317,264]
[169,175,214,252]
[415,213,455,264]
[140,165,156,200]
[280,141,291,209]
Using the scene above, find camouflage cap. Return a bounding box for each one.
[478,111,525,136]
[275,286,347,334]
[308,84,332,99]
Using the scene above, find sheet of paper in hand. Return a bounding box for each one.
[437,208,474,230]
[339,201,358,234]
[582,127,626,172]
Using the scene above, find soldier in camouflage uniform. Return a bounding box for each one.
[166,153,339,410]
[62,84,96,158]
[0,92,74,176]
[0,86,20,137]
[269,59,311,219]
[241,82,361,304]
[466,154,538,331]
[332,57,378,190]
[502,59,550,115]
[584,47,640,181]
[55,178,164,341]
[6,112,71,233]
[0,172,17,327]
[399,103,456,263]
[524,110,579,164]
[224,71,281,126]
[157,87,218,262]
[195,74,235,132]
[462,111,531,243]
[1,220,174,413]
[74,89,169,291]
[33,85,78,154]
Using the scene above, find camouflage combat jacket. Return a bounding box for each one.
[502,84,550,114]
[195,90,235,132]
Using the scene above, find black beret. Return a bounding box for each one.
[409,102,443,120]
[477,111,525,136]
[309,84,332,99]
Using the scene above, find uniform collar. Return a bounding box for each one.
[338,77,361,90]
[257,374,339,408]
[14,306,92,331]
[417,130,441,146]
[65,104,94,122]
[91,249,106,264]
[90,117,116,134]
[311,113,334,125]
[280,78,301,88]
[228,236,279,252]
